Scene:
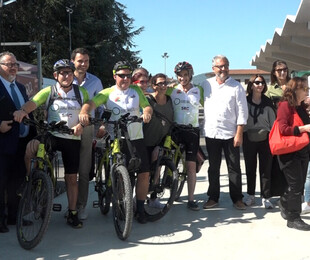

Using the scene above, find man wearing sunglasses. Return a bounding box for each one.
[14,59,89,229]
[79,61,153,224]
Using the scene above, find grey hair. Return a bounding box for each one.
[212,55,229,67]
[0,51,16,62]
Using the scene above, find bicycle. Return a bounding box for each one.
[90,112,137,240]
[92,112,179,227]
[16,118,73,250]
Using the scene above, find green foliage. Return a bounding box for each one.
[0,0,143,86]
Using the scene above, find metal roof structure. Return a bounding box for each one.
[251,0,310,73]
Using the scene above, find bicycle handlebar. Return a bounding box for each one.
[23,118,74,135]
[89,112,143,126]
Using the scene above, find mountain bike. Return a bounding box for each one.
[16,118,73,250]
[91,112,137,240]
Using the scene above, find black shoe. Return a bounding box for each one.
[67,210,83,229]
[135,211,147,224]
[0,223,9,233]
[277,200,287,220]
[287,218,310,231]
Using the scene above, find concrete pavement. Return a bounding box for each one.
[1,153,310,260]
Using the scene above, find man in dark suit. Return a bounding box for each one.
[0,51,35,233]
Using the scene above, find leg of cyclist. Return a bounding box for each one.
[186,160,198,210]
[136,172,149,224]
[24,139,40,175]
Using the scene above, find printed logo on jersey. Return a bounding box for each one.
[115,97,121,102]
[177,90,182,94]
[174,98,180,105]
[113,107,121,115]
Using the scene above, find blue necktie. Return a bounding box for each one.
[10,83,25,136]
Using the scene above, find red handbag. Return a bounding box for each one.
[269,112,309,155]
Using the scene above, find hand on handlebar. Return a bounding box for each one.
[13,109,29,123]
[79,113,90,126]
[142,112,152,123]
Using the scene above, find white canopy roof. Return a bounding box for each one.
[251,0,310,73]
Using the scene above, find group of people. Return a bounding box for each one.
[1,50,310,234]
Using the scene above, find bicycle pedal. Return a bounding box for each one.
[93,201,99,208]
[53,203,62,212]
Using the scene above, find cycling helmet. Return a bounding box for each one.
[53,59,75,72]
[113,61,132,75]
[174,61,194,77]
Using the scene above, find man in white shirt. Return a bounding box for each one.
[71,48,103,220]
[202,55,248,210]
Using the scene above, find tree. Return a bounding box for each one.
[0,0,143,86]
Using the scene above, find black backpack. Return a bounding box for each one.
[46,84,83,111]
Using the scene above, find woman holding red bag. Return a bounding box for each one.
[277,77,310,231]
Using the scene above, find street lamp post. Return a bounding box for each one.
[66,6,73,57]
[162,52,169,75]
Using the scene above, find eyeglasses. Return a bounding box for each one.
[155,82,167,87]
[58,71,73,76]
[116,74,132,79]
[137,80,148,84]
[253,81,265,85]
[0,62,20,68]
[275,68,288,73]
[213,64,229,70]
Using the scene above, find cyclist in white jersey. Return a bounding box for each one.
[79,61,153,224]
[14,59,88,228]
[166,61,204,211]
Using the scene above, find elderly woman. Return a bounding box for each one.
[277,77,310,231]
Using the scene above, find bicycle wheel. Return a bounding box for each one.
[96,158,111,215]
[145,156,178,222]
[16,169,54,250]
[174,152,187,201]
[111,165,133,240]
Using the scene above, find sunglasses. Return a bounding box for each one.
[155,82,167,87]
[137,80,148,84]
[58,71,73,76]
[253,81,265,85]
[275,68,288,73]
[116,74,132,79]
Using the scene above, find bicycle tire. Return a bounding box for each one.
[145,157,178,222]
[174,152,187,201]
[111,165,133,240]
[16,169,54,250]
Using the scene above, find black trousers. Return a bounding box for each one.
[278,150,308,221]
[205,137,243,203]
[242,133,273,198]
[0,138,28,223]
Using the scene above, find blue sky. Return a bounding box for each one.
[117,0,301,78]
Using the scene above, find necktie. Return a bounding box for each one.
[10,83,25,135]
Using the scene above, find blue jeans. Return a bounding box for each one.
[305,163,310,202]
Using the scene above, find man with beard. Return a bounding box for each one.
[0,52,36,233]
[202,55,248,210]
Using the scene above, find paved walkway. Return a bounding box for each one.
[1,153,310,260]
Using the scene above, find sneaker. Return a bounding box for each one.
[78,206,88,220]
[203,199,218,209]
[244,195,255,206]
[263,198,274,209]
[135,211,147,224]
[187,200,200,211]
[301,202,310,215]
[67,210,83,229]
[233,200,246,210]
[287,218,310,231]
[148,198,165,209]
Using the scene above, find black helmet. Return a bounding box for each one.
[174,61,194,77]
[113,61,132,75]
[53,59,75,72]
